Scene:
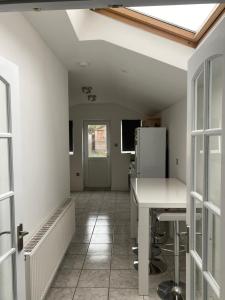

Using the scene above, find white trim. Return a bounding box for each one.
[204,201,220,217]
[190,191,203,202]
[0,133,12,138]
[203,271,220,299]
[0,248,16,265]
[0,191,14,201]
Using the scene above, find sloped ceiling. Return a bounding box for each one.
[25,9,193,114]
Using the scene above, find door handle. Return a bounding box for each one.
[0,231,11,236]
[17,223,29,252]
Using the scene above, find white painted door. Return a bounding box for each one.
[0,57,26,300]
[187,18,225,299]
[84,121,111,189]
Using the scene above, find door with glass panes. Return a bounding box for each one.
[84,121,111,189]
[187,18,225,299]
[0,57,26,300]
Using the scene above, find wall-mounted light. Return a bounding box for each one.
[88,95,97,102]
[82,86,92,94]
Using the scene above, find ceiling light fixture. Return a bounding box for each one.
[79,61,89,68]
[82,86,92,94]
[88,95,97,102]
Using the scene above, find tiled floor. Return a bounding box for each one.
[45,191,185,300]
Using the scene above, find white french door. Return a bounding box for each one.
[0,57,26,300]
[187,18,225,299]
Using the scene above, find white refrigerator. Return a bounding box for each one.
[134,127,166,178]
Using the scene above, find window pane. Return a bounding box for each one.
[69,120,74,154]
[207,212,220,285]
[193,135,204,195]
[194,261,203,300]
[209,56,223,129]
[88,125,107,158]
[0,139,11,194]
[194,199,203,259]
[0,198,12,256]
[194,70,204,130]
[121,120,141,152]
[0,79,9,133]
[0,255,14,300]
[129,4,217,32]
[208,136,221,207]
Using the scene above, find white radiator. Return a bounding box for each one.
[24,198,75,300]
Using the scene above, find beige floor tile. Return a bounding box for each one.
[111,254,134,270]
[163,254,186,271]
[88,243,112,255]
[67,243,89,255]
[72,233,92,243]
[61,255,85,269]
[143,288,161,299]
[93,225,114,234]
[45,288,75,300]
[113,234,131,243]
[149,271,172,289]
[96,219,114,226]
[110,270,138,289]
[83,255,111,269]
[73,288,108,300]
[91,233,113,244]
[78,270,110,288]
[75,225,94,235]
[52,269,80,288]
[112,243,133,256]
[109,288,144,300]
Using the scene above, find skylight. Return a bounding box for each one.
[129,4,218,32]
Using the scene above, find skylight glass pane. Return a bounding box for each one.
[129,4,217,32]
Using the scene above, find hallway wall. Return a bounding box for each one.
[69,103,145,191]
[161,98,187,183]
[0,13,70,298]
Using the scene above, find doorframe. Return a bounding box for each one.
[186,16,225,299]
[83,120,111,190]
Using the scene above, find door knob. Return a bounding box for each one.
[17,223,29,252]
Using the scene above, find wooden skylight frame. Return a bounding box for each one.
[94,4,225,48]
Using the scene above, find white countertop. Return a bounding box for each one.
[131,178,187,208]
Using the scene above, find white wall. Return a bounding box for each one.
[161,98,187,183]
[0,12,70,299]
[70,103,145,191]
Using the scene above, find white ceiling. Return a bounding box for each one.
[25,9,190,114]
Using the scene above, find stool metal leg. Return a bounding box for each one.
[174,221,180,286]
[157,221,185,299]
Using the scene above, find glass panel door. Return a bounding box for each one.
[189,55,223,299]
[84,121,111,189]
[0,76,17,299]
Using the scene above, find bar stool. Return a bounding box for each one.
[133,209,167,275]
[156,212,186,299]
